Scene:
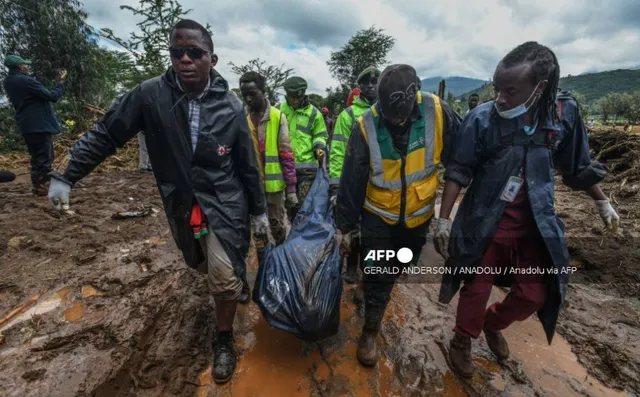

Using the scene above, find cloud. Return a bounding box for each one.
[82,0,640,95]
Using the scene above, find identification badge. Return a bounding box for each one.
[500,176,524,202]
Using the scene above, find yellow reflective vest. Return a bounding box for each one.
[357,91,444,228]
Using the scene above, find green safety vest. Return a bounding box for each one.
[264,106,286,193]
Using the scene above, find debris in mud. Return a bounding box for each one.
[0,289,49,329]
[112,206,155,220]
[589,129,640,182]
[21,368,47,382]
[7,236,33,251]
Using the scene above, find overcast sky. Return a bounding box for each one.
[84,0,640,95]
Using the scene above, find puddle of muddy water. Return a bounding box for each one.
[0,287,74,332]
[195,285,401,397]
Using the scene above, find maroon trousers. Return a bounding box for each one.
[454,227,549,338]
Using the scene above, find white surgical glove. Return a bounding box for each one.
[286,192,298,205]
[434,217,451,261]
[330,195,337,206]
[48,178,72,211]
[595,200,620,234]
[253,213,270,236]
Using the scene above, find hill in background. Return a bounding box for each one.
[559,69,640,102]
[420,76,487,97]
[458,69,640,103]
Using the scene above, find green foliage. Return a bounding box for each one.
[229,58,294,105]
[446,92,462,115]
[308,94,324,110]
[101,0,210,88]
[0,106,24,151]
[599,92,640,123]
[324,85,351,115]
[559,69,640,103]
[327,26,395,88]
[0,0,136,143]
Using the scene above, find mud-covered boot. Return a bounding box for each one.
[357,308,383,367]
[357,329,378,367]
[483,327,509,360]
[449,333,474,378]
[212,330,236,384]
[238,282,250,305]
[343,252,360,284]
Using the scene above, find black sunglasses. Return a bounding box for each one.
[169,47,210,60]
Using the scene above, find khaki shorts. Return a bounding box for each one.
[199,232,243,301]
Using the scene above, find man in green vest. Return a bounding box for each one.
[329,66,381,284]
[335,64,461,367]
[240,71,297,252]
[279,76,328,220]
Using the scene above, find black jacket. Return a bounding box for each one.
[3,70,65,135]
[53,68,266,276]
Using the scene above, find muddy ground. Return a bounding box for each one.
[0,170,638,397]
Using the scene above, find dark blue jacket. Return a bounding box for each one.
[439,95,606,343]
[3,70,65,135]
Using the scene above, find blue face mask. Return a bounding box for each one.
[523,120,539,136]
[494,80,545,119]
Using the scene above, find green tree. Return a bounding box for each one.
[324,84,351,115]
[228,58,294,105]
[327,26,395,88]
[308,94,325,110]
[446,92,461,115]
[0,0,132,138]
[101,0,209,88]
[572,91,590,118]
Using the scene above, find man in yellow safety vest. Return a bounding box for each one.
[335,64,461,367]
[240,71,298,250]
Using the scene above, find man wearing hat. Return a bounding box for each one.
[3,55,67,196]
[278,76,328,220]
[329,66,380,284]
[334,64,461,367]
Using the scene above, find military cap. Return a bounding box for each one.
[357,66,381,84]
[284,76,308,96]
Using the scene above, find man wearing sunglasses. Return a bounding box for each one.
[329,66,380,285]
[47,19,267,384]
[278,76,328,221]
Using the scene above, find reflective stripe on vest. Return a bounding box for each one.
[358,91,444,227]
[264,106,286,192]
[297,107,317,135]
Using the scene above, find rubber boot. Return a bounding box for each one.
[343,251,360,284]
[238,281,250,305]
[449,333,474,378]
[357,309,383,367]
[483,326,509,360]
[212,330,236,384]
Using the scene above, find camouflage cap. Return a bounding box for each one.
[357,66,381,84]
[284,76,308,96]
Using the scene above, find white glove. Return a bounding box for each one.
[330,195,337,206]
[253,213,270,236]
[433,217,451,261]
[286,192,298,205]
[48,178,72,211]
[595,200,620,234]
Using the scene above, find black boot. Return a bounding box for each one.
[238,282,250,305]
[449,333,474,378]
[344,252,360,284]
[212,330,236,384]
[357,308,383,367]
